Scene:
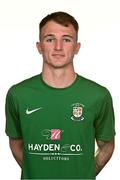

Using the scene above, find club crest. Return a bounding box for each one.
[71,103,84,121]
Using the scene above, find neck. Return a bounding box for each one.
[42,64,77,88]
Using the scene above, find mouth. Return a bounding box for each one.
[52,54,65,58]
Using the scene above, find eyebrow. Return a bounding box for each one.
[43,34,54,39]
[63,35,74,39]
[43,34,74,39]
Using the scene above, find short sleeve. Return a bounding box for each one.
[95,89,115,141]
[5,87,22,139]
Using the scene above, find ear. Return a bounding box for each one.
[75,42,81,54]
[36,42,42,54]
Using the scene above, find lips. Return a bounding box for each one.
[52,54,65,57]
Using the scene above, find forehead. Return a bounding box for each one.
[40,20,76,37]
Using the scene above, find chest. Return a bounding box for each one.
[18,92,96,141]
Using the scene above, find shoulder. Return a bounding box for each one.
[77,74,112,100]
[7,74,40,97]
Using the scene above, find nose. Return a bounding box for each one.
[54,40,63,51]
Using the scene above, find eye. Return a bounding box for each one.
[46,38,55,42]
[63,38,71,42]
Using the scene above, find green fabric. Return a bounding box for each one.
[5,74,115,179]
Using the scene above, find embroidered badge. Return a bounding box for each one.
[71,103,84,121]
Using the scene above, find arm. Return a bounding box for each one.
[95,138,115,176]
[9,138,23,167]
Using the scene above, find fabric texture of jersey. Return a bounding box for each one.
[5,74,115,180]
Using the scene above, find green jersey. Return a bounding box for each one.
[5,74,115,180]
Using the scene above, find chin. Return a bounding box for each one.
[51,62,71,69]
[45,59,72,69]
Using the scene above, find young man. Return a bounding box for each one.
[5,11,115,179]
